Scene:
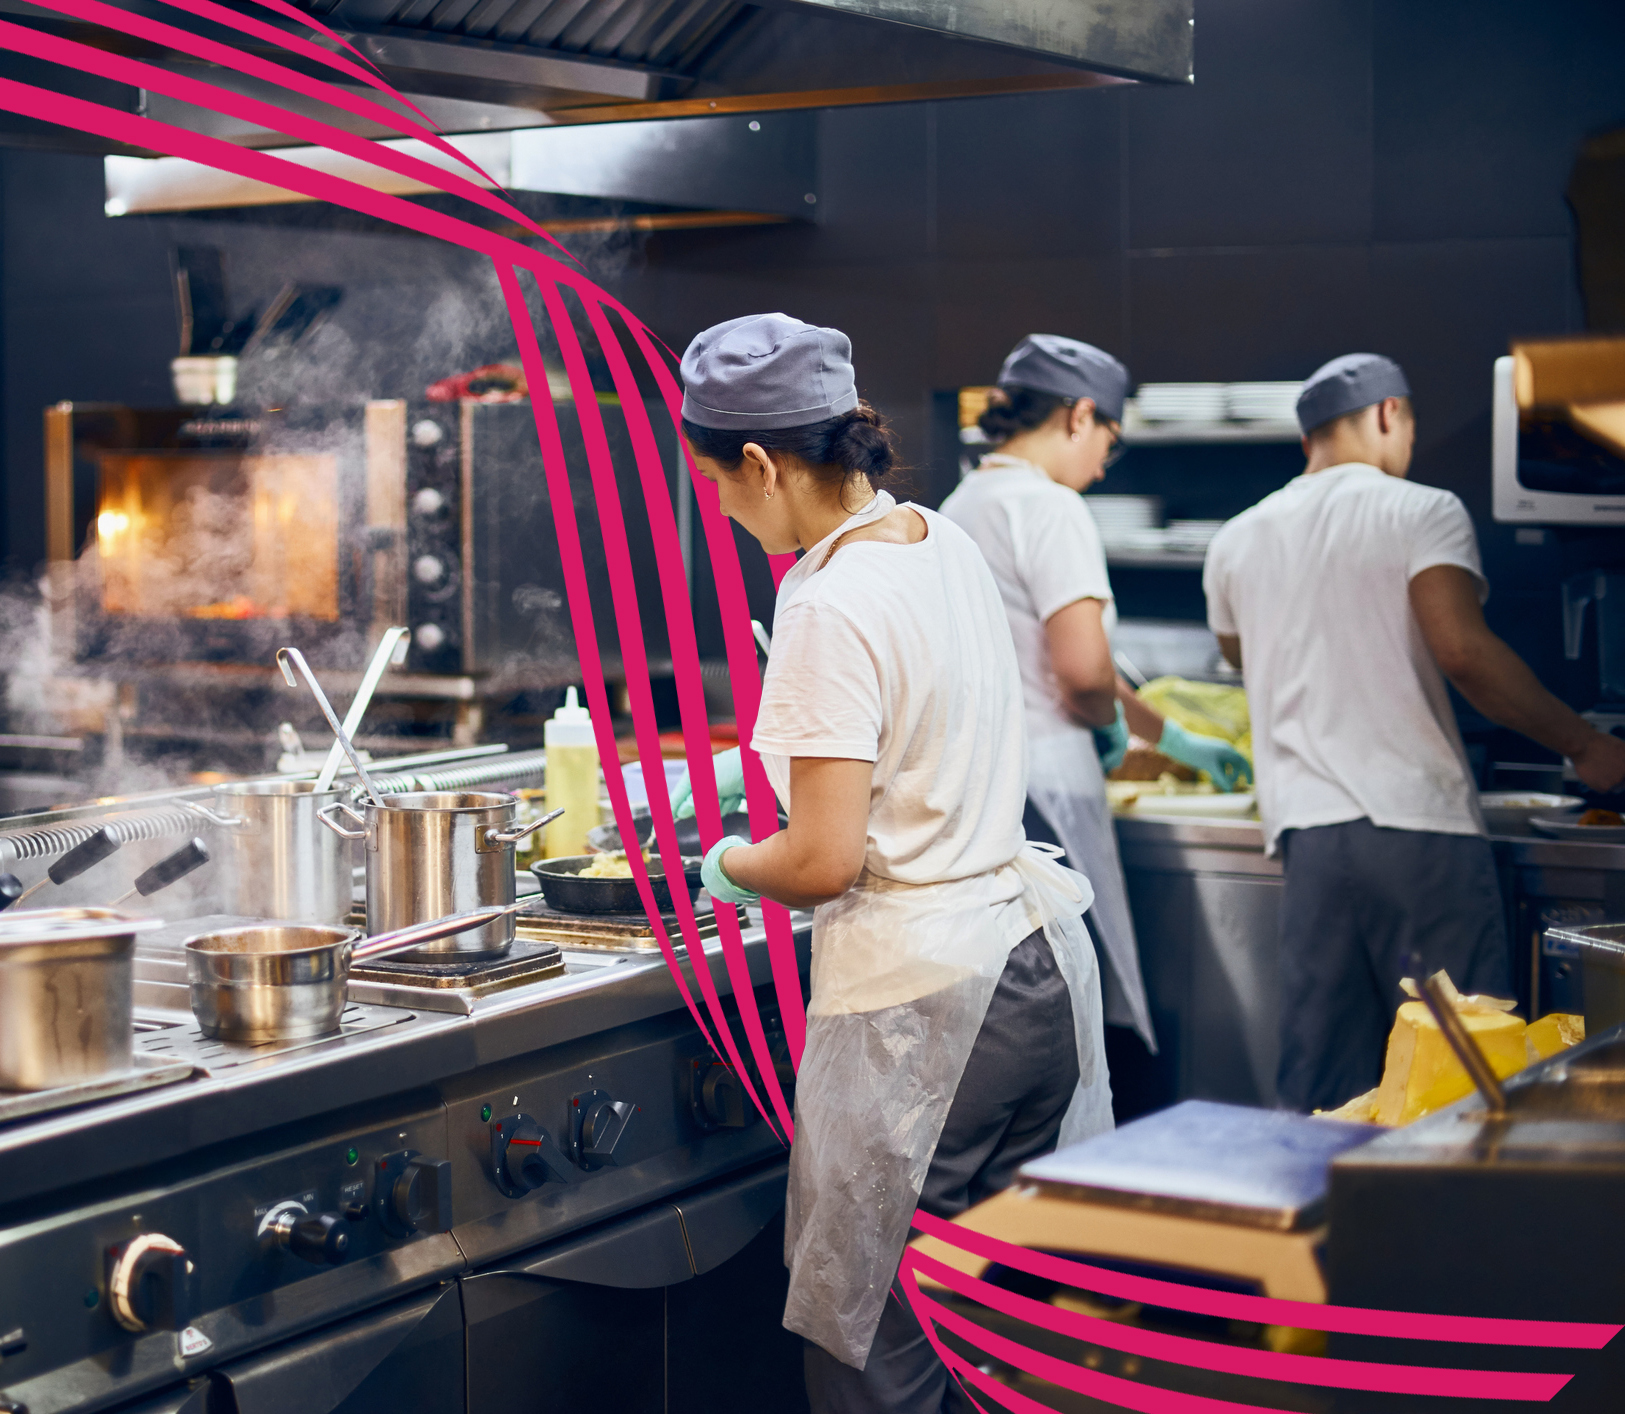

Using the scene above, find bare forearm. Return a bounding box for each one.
[1118,680,1164,741]
[719,830,856,910]
[1059,684,1118,729]
[1448,636,1594,758]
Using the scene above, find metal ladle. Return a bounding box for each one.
[276,647,384,807]
[313,626,410,793]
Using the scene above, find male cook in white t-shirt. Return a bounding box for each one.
[1204,352,1625,1113]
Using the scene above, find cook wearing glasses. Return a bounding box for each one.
[940,334,1250,1053]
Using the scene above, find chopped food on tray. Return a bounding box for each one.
[579,849,653,879]
[1108,747,1197,783]
[1577,807,1625,827]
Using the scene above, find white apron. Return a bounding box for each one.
[1026,726,1157,1048]
[783,845,1113,1366]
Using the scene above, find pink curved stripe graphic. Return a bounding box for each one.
[13,14,1621,1406]
[577,299,794,1136]
[910,1209,1620,1349]
[622,327,807,1067]
[29,0,476,177]
[905,1248,1570,1400]
[2,13,557,246]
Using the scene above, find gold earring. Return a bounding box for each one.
[764,489,773,500]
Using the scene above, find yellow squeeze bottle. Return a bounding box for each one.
[543,687,600,858]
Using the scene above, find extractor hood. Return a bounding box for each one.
[0,0,1192,147]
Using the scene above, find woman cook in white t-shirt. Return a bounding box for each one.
[670,313,1112,1413]
[940,334,1252,1052]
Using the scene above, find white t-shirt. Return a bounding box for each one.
[751,492,1028,884]
[937,456,1116,740]
[1203,462,1488,852]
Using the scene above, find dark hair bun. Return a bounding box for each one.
[682,399,898,489]
[978,385,1066,443]
[826,404,895,482]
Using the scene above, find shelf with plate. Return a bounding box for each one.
[1105,547,1211,569]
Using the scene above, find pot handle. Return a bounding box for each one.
[351,900,527,962]
[484,806,565,849]
[182,799,244,829]
[317,800,370,841]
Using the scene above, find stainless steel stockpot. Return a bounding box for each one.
[184,905,523,1043]
[0,908,161,1090]
[188,780,354,925]
[318,792,544,961]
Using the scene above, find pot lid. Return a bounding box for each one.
[0,908,164,947]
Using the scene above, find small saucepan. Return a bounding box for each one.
[184,903,525,1043]
[530,854,705,915]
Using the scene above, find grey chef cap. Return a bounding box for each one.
[1296,353,1412,433]
[996,334,1131,423]
[680,313,859,431]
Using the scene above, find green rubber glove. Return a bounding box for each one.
[702,835,760,905]
[1093,703,1130,773]
[670,746,747,821]
[1158,719,1254,792]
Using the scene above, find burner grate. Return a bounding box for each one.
[348,935,566,989]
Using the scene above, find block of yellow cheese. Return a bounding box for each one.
[1525,1012,1585,1063]
[1373,1002,1528,1126]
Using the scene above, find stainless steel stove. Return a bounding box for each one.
[0,891,810,1414]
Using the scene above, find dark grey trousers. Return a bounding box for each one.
[1277,818,1511,1114]
[802,928,1080,1414]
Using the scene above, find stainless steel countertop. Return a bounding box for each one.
[1115,811,1625,872]
[0,916,810,1207]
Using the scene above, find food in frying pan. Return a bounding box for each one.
[579,849,652,879]
[1577,808,1625,827]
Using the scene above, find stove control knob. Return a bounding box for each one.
[107,1234,193,1333]
[375,1150,452,1236]
[258,1200,350,1266]
[413,554,446,586]
[571,1089,636,1169]
[288,1213,350,1266]
[491,1113,576,1197]
[690,1059,753,1132]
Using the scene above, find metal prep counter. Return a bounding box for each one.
[1115,812,1625,1110]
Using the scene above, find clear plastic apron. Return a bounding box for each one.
[1026,725,1157,1049]
[783,844,1113,1367]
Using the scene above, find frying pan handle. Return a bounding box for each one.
[317,801,370,841]
[350,901,525,962]
[182,799,244,829]
[484,806,565,849]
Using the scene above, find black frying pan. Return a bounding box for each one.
[530,854,704,915]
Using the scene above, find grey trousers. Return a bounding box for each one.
[802,927,1080,1414]
[1277,818,1511,1114]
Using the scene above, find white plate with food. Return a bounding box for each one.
[1529,807,1625,843]
[1479,791,1585,831]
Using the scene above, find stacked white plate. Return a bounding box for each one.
[1225,382,1303,421]
[1164,519,1227,553]
[1084,494,1163,548]
[1135,383,1228,423]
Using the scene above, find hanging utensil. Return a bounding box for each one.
[11,827,121,908]
[1408,954,1508,1118]
[314,626,410,793]
[103,838,210,909]
[0,875,22,913]
[276,647,384,806]
[185,901,531,1043]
